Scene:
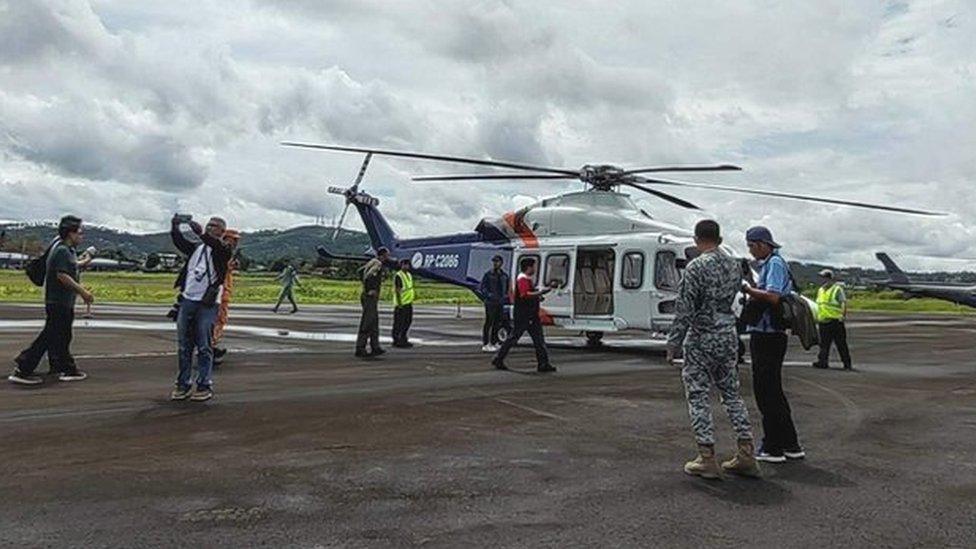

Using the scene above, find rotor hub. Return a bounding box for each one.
[580,164,626,190]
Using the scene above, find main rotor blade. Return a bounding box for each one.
[351,152,372,190]
[281,142,579,176]
[624,181,700,210]
[333,203,351,242]
[623,164,741,175]
[412,173,578,181]
[638,177,946,216]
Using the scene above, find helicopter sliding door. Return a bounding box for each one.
[540,247,574,321]
[616,249,653,331]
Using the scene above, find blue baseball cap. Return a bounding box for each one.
[745,226,781,248]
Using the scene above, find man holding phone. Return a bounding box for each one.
[169,214,232,401]
[491,257,556,373]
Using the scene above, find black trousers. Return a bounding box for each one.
[356,294,381,353]
[392,304,413,344]
[15,304,77,375]
[494,313,549,367]
[816,320,851,368]
[749,332,799,452]
[482,302,504,345]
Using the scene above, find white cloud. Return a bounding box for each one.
[0,0,973,271]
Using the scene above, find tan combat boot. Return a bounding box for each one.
[684,444,722,480]
[721,438,762,478]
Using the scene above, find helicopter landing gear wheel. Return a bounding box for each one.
[585,331,604,347]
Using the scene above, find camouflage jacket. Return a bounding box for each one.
[667,248,741,348]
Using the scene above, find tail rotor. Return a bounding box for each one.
[329,153,373,242]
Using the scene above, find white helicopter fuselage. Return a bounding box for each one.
[511,232,691,337]
[479,190,741,338]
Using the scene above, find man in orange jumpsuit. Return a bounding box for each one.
[213,229,240,365]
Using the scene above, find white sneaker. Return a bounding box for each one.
[58,370,88,382]
[8,369,44,386]
[481,344,493,352]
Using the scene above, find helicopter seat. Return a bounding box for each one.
[592,256,614,315]
[574,257,597,315]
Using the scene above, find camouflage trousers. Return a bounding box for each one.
[681,331,753,445]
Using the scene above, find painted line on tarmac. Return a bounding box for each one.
[0,319,673,352]
[469,388,567,421]
[73,347,307,360]
[0,319,474,347]
[0,304,471,325]
[849,319,976,329]
[791,374,865,426]
[0,358,673,424]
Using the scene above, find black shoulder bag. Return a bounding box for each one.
[738,261,798,329]
[25,238,59,287]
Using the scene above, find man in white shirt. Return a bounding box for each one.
[169,214,232,402]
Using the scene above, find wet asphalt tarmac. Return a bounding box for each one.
[0,303,974,547]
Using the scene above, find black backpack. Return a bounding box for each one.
[25,238,58,287]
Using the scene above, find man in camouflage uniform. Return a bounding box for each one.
[667,220,761,480]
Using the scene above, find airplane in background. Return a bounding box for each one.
[875,252,976,308]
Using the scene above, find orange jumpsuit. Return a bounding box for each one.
[213,230,240,347]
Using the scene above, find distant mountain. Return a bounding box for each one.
[2,222,973,283]
[237,226,371,263]
[0,223,371,265]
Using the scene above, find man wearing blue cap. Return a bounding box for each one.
[741,226,805,463]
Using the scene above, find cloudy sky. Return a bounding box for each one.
[1,0,973,270]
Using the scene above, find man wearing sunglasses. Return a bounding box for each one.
[169,214,232,402]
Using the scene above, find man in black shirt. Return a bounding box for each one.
[10,215,94,385]
[479,255,510,352]
[491,257,555,373]
[355,247,389,359]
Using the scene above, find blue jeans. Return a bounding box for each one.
[176,299,218,390]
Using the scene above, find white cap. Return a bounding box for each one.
[818,268,834,278]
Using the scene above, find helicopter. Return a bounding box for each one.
[284,142,944,345]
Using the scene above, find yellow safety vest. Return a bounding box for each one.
[393,270,415,306]
[816,284,844,322]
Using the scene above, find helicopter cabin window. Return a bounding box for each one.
[544,254,570,289]
[621,252,644,289]
[518,254,541,287]
[655,251,681,291]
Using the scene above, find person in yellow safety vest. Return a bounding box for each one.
[392,258,416,348]
[813,269,852,370]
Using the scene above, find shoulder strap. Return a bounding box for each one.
[198,245,214,285]
[778,257,798,294]
[42,237,60,257]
